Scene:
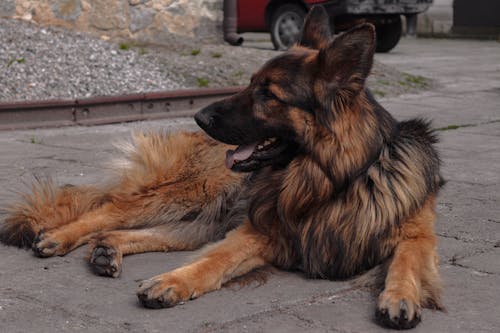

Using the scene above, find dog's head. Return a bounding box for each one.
[195,6,376,172]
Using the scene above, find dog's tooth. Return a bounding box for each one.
[258,145,264,150]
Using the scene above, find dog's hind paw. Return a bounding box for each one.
[137,273,194,309]
[376,293,422,330]
[32,232,64,257]
[89,245,122,278]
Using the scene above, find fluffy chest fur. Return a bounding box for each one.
[248,119,442,279]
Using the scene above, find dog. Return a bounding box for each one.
[0,6,443,330]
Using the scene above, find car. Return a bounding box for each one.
[236,0,433,52]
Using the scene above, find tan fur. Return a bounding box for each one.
[2,131,247,277]
[136,221,268,307]
[383,195,443,310]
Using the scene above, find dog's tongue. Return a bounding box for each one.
[225,143,257,169]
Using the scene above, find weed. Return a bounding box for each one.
[434,119,499,132]
[211,52,222,58]
[191,49,201,56]
[372,89,386,97]
[233,70,244,77]
[138,48,148,55]
[435,124,474,131]
[197,77,209,87]
[119,43,130,51]
[7,58,25,67]
[29,137,43,144]
[402,73,429,87]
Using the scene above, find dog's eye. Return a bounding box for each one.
[254,82,285,104]
[260,87,285,103]
[264,89,278,100]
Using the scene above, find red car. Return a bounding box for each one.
[236,0,433,52]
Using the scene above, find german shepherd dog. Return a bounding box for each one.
[0,6,444,330]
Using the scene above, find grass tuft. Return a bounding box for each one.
[400,73,429,88]
[29,137,43,144]
[435,124,474,131]
[119,43,130,51]
[197,77,209,87]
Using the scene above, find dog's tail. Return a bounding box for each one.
[0,177,107,248]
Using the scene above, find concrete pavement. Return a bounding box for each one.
[0,37,499,332]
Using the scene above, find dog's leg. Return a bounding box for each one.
[137,221,269,308]
[32,202,131,257]
[88,227,202,278]
[376,195,443,329]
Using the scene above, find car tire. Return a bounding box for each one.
[375,15,402,53]
[270,4,306,51]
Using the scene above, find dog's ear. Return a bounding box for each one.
[299,6,332,50]
[317,23,375,91]
[313,23,375,129]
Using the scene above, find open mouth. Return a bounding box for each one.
[225,137,291,171]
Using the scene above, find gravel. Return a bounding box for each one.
[0,18,187,102]
[0,18,432,103]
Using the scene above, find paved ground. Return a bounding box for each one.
[0,38,499,332]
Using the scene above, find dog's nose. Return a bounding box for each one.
[194,110,214,129]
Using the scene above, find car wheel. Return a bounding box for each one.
[375,15,402,53]
[270,4,306,51]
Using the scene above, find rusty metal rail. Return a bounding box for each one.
[0,87,243,130]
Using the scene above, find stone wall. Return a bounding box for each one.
[0,0,223,44]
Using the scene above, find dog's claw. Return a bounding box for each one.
[376,298,422,330]
[137,284,176,309]
[32,232,61,257]
[137,274,192,309]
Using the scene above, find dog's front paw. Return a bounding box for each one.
[137,273,194,309]
[32,232,67,257]
[89,245,122,278]
[376,290,422,330]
